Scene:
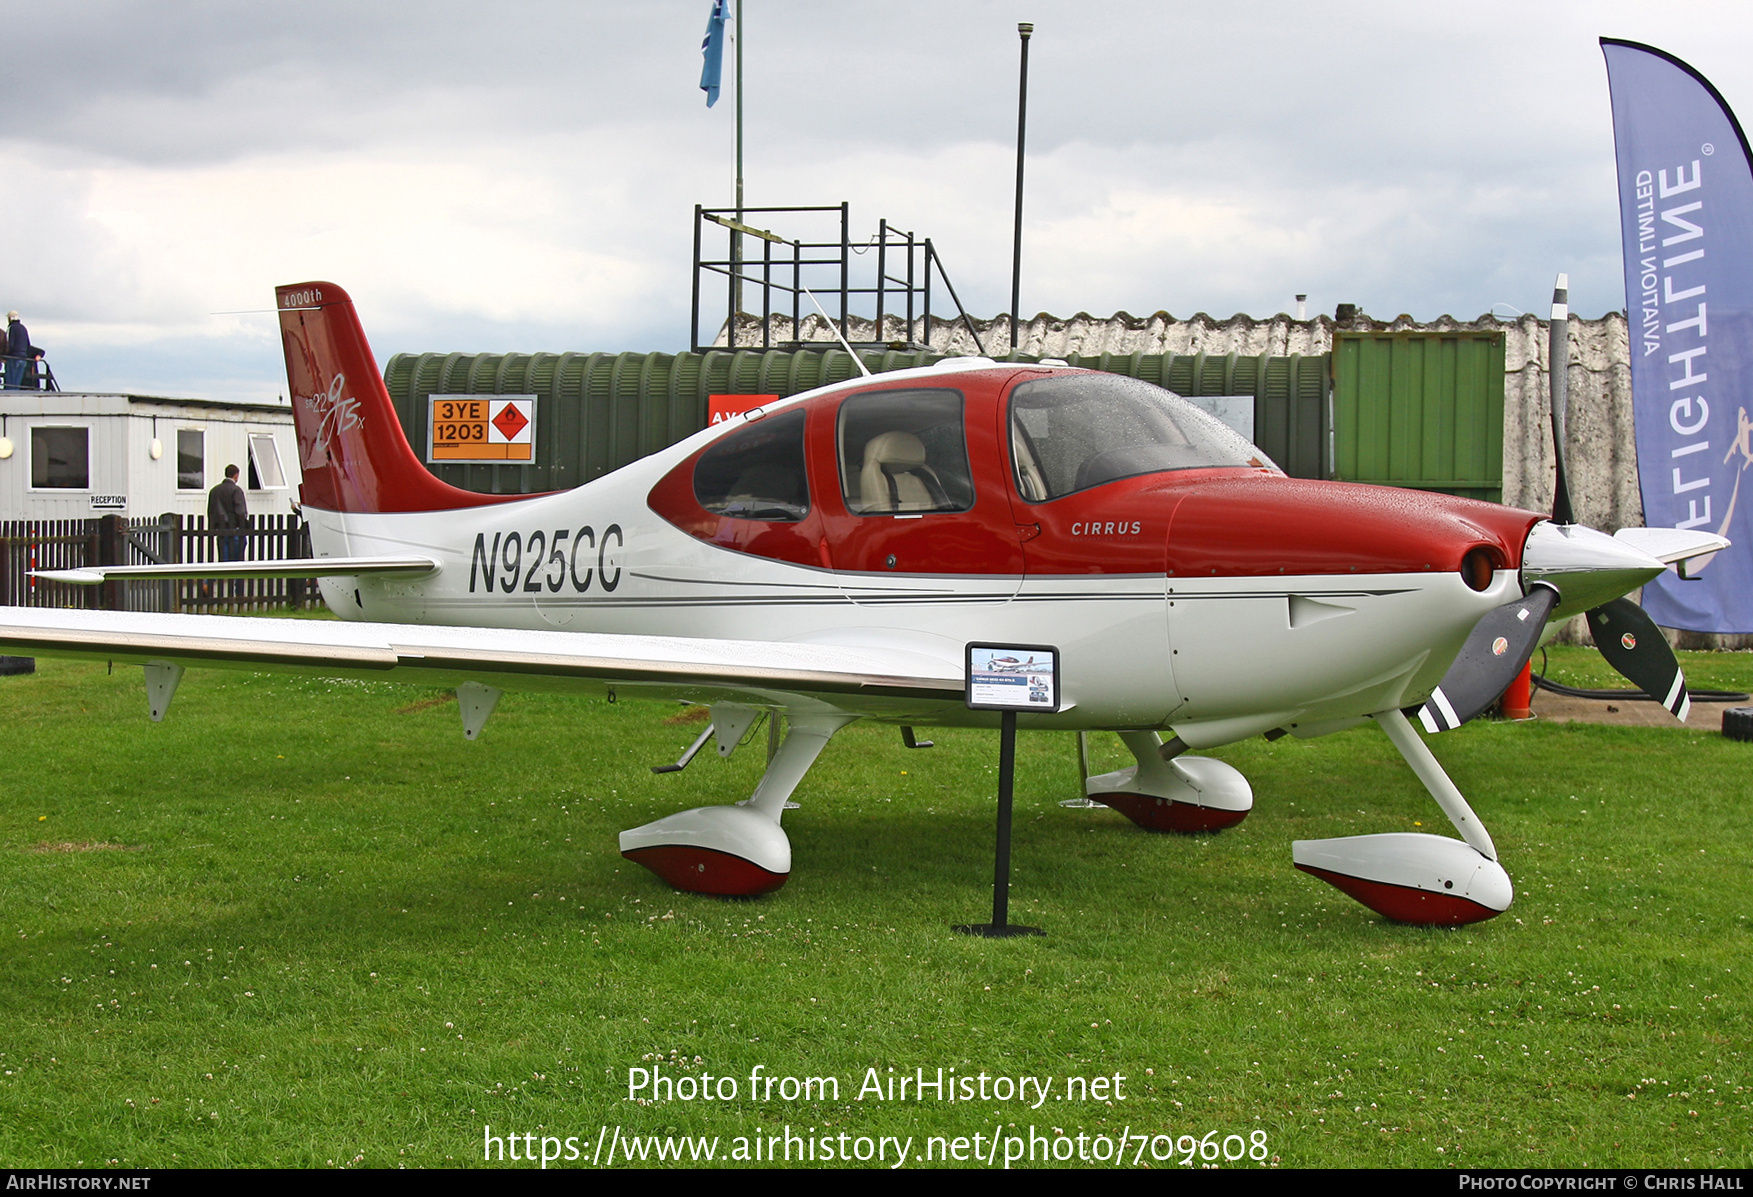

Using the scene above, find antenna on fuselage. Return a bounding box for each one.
[802,286,873,377]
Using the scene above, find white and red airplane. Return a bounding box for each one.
[1,282,1727,925]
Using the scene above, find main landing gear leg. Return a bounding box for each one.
[1292,707,1514,926]
[619,713,856,896]
[1085,731,1253,832]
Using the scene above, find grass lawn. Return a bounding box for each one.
[0,646,1747,1169]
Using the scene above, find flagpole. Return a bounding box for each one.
[1010,22,1032,356]
[731,0,745,316]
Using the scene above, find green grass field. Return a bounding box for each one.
[0,647,1747,1169]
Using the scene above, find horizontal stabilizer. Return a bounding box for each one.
[31,556,441,585]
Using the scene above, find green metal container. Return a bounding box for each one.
[1330,331,1505,503]
[383,348,1333,494]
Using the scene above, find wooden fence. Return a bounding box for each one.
[0,514,321,614]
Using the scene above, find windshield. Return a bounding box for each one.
[1008,373,1277,501]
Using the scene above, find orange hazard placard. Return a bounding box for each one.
[428,395,536,463]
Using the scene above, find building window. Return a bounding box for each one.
[31,426,89,489]
[247,433,286,489]
[177,429,204,490]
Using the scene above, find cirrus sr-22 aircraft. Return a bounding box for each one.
[1,282,1727,926]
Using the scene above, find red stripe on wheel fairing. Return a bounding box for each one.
[1295,863,1503,926]
[1091,792,1250,833]
[621,845,789,896]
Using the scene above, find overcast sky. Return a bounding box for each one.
[5,0,1753,403]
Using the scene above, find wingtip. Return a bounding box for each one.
[29,569,105,586]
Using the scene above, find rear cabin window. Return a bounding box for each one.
[1008,373,1271,501]
[692,407,809,522]
[837,389,974,515]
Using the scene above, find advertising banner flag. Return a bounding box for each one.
[700,0,729,108]
[1603,39,1753,633]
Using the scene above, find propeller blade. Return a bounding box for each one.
[1588,598,1691,721]
[1419,585,1559,733]
[1549,274,1575,524]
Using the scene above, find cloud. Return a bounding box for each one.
[2,0,1752,402]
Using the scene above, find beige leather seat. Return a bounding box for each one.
[858,431,947,512]
[1012,420,1048,501]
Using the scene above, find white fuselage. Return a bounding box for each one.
[303,415,1519,743]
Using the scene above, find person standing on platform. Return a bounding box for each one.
[5,311,40,389]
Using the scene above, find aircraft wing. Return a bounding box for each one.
[30,556,440,585]
[0,606,964,709]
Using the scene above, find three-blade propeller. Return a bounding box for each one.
[1418,273,1694,734]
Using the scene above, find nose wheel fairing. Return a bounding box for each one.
[1292,708,1513,925]
[1293,833,1511,926]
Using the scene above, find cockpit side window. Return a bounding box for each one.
[1008,373,1275,501]
[692,407,809,522]
[837,389,975,515]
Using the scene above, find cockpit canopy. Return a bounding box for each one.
[1008,372,1278,502]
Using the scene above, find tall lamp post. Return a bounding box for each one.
[731,1,746,316]
[1009,22,1032,356]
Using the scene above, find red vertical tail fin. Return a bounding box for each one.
[277,281,518,513]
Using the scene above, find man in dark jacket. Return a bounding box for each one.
[208,464,249,563]
[5,311,40,390]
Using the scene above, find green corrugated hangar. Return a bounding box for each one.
[383,330,1503,503]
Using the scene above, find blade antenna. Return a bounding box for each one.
[802,286,872,377]
[1550,272,1576,524]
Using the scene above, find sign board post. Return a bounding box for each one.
[953,643,1057,938]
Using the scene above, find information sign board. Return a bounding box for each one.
[965,643,1060,712]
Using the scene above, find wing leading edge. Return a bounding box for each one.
[0,607,963,708]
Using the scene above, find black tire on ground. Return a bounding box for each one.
[1723,707,1753,742]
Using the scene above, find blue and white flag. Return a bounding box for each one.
[1604,38,1753,634]
[700,0,729,108]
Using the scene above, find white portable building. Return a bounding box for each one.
[0,393,302,521]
